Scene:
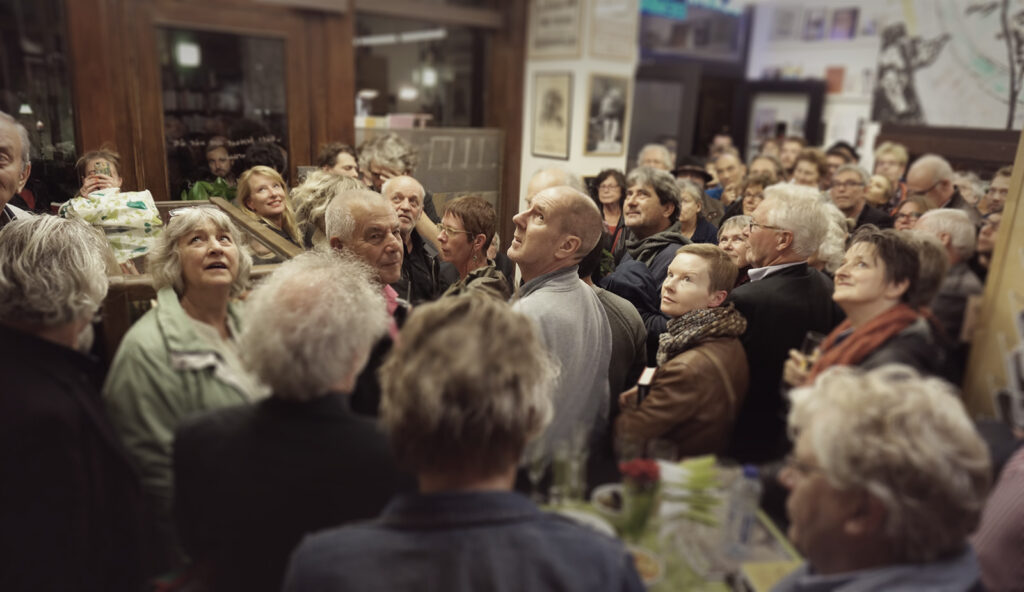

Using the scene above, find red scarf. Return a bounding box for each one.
[805,303,920,384]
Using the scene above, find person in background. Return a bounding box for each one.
[676,179,718,244]
[237,165,302,247]
[727,184,843,462]
[282,295,645,592]
[784,227,945,385]
[438,195,511,300]
[808,203,849,277]
[831,164,894,229]
[773,365,990,592]
[714,150,747,202]
[173,252,410,592]
[205,141,236,187]
[673,156,724,226]
[239,142,289,185]
[358,133,439,222]
[972,445,1024,591]
[749,153,785,182]
[592,168,627,255]
[718,215,753,288]
[873,141,909,211]
[893,194,934,231]
[759,137,781,159]
[970,211,1002,282]
[317,142,360,179]
[104,207,263,571]
[779,135,807,178]
[709,131,735,158]
[383,175,454,305]
[1,216,142,591]
[866,174,894,209]
[906,154,982,225]
[792,147,829,190]
[978,165,1011,215]
[824,143,855,187]
[953,170,983,208]
[75,148,123,197]
[0,110,33,227]
[616,244,748,460]
[722,171,773,223]
[637,143,673,171]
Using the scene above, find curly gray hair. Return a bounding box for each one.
[291,171,364,248]
[147,207,253,298]
[380,294,556,478]
[358,133,418,174]
[813,202,850,274]
[0,216,108,326]
[240,251,389,400]
[324,188,389,244]
[789,364,990,563]
[915,209,977,261]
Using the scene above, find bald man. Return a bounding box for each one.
[509,184,612,463]
[382,175,455,304]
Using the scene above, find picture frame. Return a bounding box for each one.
[584,73,630,156]
[529,0,582,59]
[531,72,573,160]
[589,0,638,61]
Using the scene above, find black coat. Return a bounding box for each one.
[174,393,412,592]
[854,203,894,229]
[725,263,844,463]
[0,325,143,591]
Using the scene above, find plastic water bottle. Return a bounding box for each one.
[724,465,762,559]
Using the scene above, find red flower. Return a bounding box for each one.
[618,458,660,485]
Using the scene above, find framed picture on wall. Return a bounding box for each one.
[584,73,630,156]
[529,0,582,59]
[590,0,638,60]
[531,72,573,160]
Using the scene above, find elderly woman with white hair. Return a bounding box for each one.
[104,206,264,569]
[717,215,752,287]
[290,170,364,248]
[676,179,719,244]
[0,216,143,591]
[773,364,990,592]
[174,251,410,592]
[284,295,645,591]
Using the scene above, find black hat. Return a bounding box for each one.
[672,155,713,184]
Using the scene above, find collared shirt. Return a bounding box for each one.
[748,260,807,282]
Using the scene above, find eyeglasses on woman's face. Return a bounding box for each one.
[598,182,620,192]
[437,222,474,237]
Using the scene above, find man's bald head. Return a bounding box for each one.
[548,186,603,260]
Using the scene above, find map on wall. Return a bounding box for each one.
[872,0,1024,129]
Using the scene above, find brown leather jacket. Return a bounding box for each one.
[615,337,748,459]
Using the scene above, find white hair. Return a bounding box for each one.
[789,364,990,562]
[529,166,585,195]
[240,251,389,400]
[290,171,363,247]
[916,209,977,261]
[638,143,672,170]
[910,154,954,184]
[762,184,829,259]
[147,207,253,298]
[0,216,108,326]
[0,110,31,170]
[815,202,850,273]
[718,215,752,238]
[358,132,417,174]
[325,188,388,243]
[833,163,870,186]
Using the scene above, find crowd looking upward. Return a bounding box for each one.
[1,105,1021,592]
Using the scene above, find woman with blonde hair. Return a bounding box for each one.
[237,165,301,247]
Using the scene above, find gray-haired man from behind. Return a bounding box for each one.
[508,183,613,464]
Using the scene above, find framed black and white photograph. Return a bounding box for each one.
[803,8,827,41]
[585,73,630,156]
[529,0,582,59]
[531,72,573,160]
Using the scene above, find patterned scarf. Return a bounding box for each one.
[657,304,747,366]
[805,303,920,384]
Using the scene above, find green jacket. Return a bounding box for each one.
[103,288,260,517]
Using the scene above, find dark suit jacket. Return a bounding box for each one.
[725,263,844,462]
[174,393,412,592]
[0,324,142,591]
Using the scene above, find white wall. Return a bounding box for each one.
[517,0,639,213]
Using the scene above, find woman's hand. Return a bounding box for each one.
[783,349,812,387]
[78,174,118,197]
[619,386,639,409]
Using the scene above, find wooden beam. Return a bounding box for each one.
[353,0,502,28]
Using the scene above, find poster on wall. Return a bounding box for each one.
[590,0,638,60]
[872,0,1024,130]
[531,72,573,160]
[585,74,630,156]
[529,0,582,59]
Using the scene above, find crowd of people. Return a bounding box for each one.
[1,105,1022,592]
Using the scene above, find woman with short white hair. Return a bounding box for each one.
[104,206,263,570]
[775,364,990,591]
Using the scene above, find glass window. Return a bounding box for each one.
[355,15,488,127]
[0,0,78,211]
[156,28,289,199]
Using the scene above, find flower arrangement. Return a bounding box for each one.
[618,459,661,540]
[619,458,660,488]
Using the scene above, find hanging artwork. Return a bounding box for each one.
[585,74,630,156]
[532,72,572,160]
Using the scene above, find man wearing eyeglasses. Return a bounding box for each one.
[905,154,982,225]
[831,164,893,229]
[382,175,456,305]
[725,184,844,463]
